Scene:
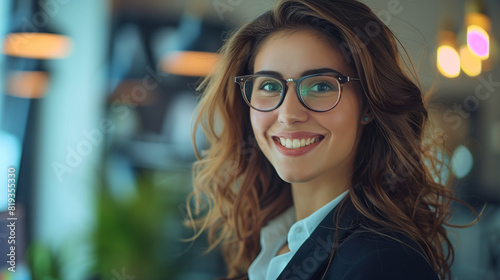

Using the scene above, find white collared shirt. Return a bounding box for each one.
[248,191,349,280]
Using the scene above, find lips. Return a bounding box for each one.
[272,136,324,149]
[271,132,325,156]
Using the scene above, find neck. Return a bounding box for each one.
[291,175,349,221]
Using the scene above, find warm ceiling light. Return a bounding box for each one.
[460,45,482,77]
[467,25,489,59]
[161,51,219,77]
[3,32,72,59]
[465,7,491,60]
[437,29,460,78]
[7,70,50,98]
[437,45,461,78]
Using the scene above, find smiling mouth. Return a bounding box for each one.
[272,136,325,149]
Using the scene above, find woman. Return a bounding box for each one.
[186,0,472,279]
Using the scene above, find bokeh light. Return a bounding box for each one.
[467,25,489,59]
[451,145,474,179]
[7,71,50,98]
[3,33,72,59]
[162,51,219,77]
[460,45,482,77]
[437,45,461,78]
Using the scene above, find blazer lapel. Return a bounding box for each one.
[276,198,359,280]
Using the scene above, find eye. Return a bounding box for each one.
[308,82,334,92]
[259,80,283,92]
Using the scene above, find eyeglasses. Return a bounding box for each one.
[234,72,360,112]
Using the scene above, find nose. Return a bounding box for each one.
[277,82,308,125]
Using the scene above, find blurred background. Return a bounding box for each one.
[0,0,498,279]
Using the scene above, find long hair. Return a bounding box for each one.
[186,0,475,279]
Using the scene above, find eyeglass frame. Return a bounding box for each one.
[234,72,361,112]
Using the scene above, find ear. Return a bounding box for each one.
[360,107,372,125]
[361,115,372,124]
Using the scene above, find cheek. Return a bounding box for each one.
[330,111,357,131]
[325,98,361,134]
[250,111,274,144]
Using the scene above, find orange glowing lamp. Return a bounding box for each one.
[460,45,482,77]
[3,32,72,59]
[161,51,219,77]
[7,70,50,98]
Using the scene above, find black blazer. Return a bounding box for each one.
[276,198,439,280]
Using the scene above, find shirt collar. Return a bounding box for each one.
[287,190,349,251]
[249,190,349,280]
[260,206,296,240]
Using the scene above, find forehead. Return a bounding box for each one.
[253,29,352,77]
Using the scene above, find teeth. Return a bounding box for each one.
[277,136,321,149]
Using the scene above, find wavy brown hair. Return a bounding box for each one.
[186,0,476,279]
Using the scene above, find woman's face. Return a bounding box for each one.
[250,29,365,185]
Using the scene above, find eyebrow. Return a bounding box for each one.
[254,67,343,78]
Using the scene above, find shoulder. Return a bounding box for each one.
[325,230,439,280]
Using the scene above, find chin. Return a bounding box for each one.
[275,169,315,184]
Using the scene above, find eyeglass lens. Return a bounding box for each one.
[243,75,341,111]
